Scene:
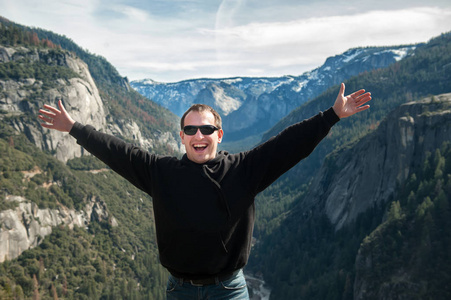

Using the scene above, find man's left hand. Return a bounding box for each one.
[333,83,372,119]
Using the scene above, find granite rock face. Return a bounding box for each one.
[0,45,182,161]
[0,45,159,263]
[0,195,117,263]
[305,93,451,231]
[0,46,107,162]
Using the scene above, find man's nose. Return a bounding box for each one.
[194,129,204,138]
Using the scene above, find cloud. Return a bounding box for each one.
[1,1,450,82]
[214,7,451,53]
[208,6,451,78]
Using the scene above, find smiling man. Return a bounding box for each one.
[180,104,224,164]
[39,83,371,300]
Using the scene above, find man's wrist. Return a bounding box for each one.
[324,107,341,127]
[332,105,342,119]
[65,120,76,132]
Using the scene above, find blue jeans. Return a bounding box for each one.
[166,269,249,300]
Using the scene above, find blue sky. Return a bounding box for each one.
[1,0,451,82]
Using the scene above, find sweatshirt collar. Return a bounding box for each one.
[181,150,228,166]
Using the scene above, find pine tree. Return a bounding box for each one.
[32,274,40,300]
[51,284,58,300]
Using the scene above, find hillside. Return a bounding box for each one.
[251,31,451,239]
[0,124,168,299]
[0,17,181,158]
[249,93,451,300]
[0,17,177,299]
[248,32,451,299]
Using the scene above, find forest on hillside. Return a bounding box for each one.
[248,32,451,299]
[1,19,172,299]
[0,122,168,299]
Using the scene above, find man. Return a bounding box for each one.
[39,83,371,299]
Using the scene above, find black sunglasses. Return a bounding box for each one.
[183,125,219,135]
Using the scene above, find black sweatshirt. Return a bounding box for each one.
[69,107,340,280]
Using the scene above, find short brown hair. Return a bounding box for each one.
[180,104,222,130]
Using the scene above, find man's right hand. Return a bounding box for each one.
[38,100,75,132]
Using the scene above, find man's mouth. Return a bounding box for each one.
[193,144,208,152]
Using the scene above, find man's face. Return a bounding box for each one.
[180,111,223,164]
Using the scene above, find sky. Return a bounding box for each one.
[1,0,451,83]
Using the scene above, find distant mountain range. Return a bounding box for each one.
[132,45,417,143]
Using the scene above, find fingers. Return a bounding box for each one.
[38,108,56,119]
[38,114,53,124]
[355,105,370,113]
[38,104,59,126]
[353,93,371,115]
[39,101,65,120]
[343,84,371,103]
[339,83,345,96]
[355,93,372,105]
[40,122,53,129]
[42,104,60,114]
[350,89,367,99]
[38,101,75,132]
[58,100,67,114]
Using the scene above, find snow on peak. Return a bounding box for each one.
[342,49,364,63]
[390,47,416,61]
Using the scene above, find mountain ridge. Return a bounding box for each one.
[131,44,417,144]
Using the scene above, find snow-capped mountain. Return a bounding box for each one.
[131,76,296,117]
[131,45,417,142]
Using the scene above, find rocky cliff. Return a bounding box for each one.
[0,45,107,162]
[305,93,451,231]
[0,194,117,263]
[0,45,181,163]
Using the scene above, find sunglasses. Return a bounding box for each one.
[183,125,219,135]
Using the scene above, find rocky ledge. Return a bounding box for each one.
[0,195,117,262]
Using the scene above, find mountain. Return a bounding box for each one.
[308,94,451,231]
[0,17,182,160]
[249,95,451,300]
[247,32,451,299]
[0,17,178,299]
[131,77,293,117]
[131,45,417,143]
[0,129,168,299]
[0,44,108,162]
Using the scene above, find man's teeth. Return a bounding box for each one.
[194,144,207,148]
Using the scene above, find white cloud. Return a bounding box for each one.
[1,1,451,82]
[212,7,451,68]
[210,6,449,79]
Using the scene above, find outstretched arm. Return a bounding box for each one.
[333,83,372,119]
[38,100,75,132]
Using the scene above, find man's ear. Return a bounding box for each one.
[180,130,185,144]
[218,129,224,143]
